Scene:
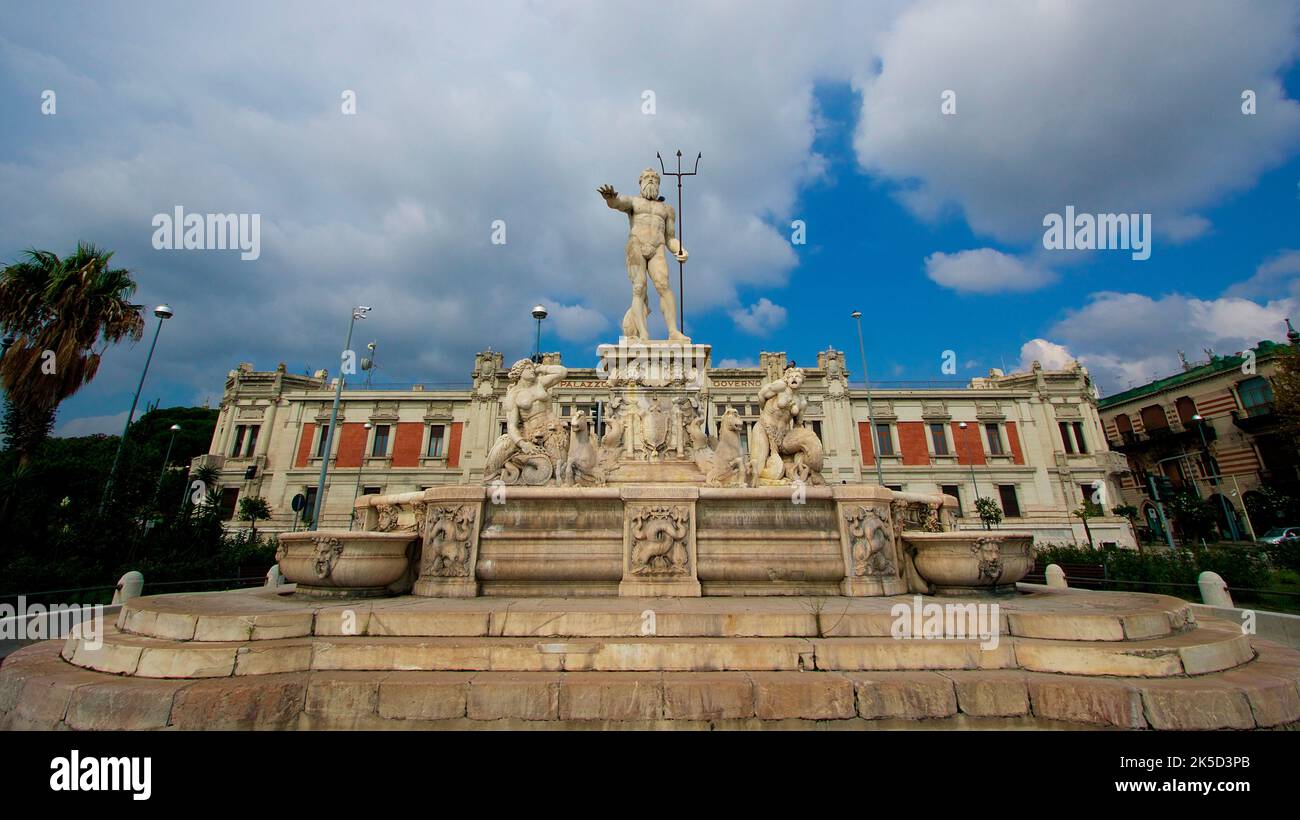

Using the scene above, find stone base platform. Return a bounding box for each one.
[3,585,1300,730]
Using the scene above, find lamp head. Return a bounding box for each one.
[169,424,181,432]
[851,310,862,319]
[353,306,372,320]
[532,305,548,321]
[154,304,174,319]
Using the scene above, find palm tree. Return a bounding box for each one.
[0,244,144,464]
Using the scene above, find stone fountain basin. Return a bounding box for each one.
[903,531,1035,595]
[276,531,418,598]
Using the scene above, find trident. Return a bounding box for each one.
[657,150,701,335]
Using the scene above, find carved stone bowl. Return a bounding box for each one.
[902,532,1035,595]
[276,531,419,598]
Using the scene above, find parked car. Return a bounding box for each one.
[1257,526,1300,545]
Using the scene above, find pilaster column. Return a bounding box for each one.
[618,485,701,597]
[834,484,907,596]
[412,486,484,598]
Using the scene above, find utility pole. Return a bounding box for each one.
[311,305,371,530]
[851,311,886,486]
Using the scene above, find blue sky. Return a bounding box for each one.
[1,1,1298,436]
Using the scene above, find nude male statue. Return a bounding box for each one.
[597,168,690,342]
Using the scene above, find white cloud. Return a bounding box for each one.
[543,301,609,343]
[0,2,898,402]
[716,357,758,369]
[1017,338,1076,371]
[54,411,128,438]
[854,0,1300,245]
[1031,289,1295,393]
[730,298,788,335]
[1225,249,1300,301]
[924,248,1055,293]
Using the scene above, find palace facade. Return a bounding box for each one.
[196,348,1134,546]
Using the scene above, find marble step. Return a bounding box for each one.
[64,617,1252,678]
[5,639,1299,730]
[115,588,1192,643]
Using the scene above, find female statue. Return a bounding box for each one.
[748,366,825,485]
[483,359,568,485]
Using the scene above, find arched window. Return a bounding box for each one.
[1174,396,1197,426]
[1140,404,1168,433]
[1237,377,1274,417]
[1114,413,1132,434]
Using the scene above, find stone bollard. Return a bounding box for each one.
[265,565,285,588]
[111,571,144,605]
[1198,571,1233,608]
[1045,564,1068,589]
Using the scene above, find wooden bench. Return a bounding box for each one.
[1022,561,1107,589]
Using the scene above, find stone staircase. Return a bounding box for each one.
[3,586,1299,730]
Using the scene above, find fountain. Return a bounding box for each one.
[7,162,1298,732]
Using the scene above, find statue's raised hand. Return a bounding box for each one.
[597,184,617,199]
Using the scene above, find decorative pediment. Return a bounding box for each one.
[423,405,454,422]
[871,400,896,420]
[975,402,1005,420]
[921,401,950,420]
[1055,402,1082,419]
[370,402,400,422]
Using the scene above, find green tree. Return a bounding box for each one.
[1072,500,1103,548]
[0,245,144,464]
[1167,490,1217,545]
[238,496,271,537]
[1112,503,1142,553]
[974,496,1003,530]
[1272,345,1300,447]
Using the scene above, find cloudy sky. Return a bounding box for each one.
[2,0,1298,436]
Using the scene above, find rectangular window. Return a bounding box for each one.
[244,425,259,457]
[930,423,949,456]
[303,487,317,523]
[371,424,390,457]
[810,420,822,443]
[230,425,246,457]
[1080,483,1098,505]
[1058,422,1075,454]
[875,423,894,456]
[997,485,1021,518]
[500,420,508,436]
[739,427,750,456]
[985,423,1003,456]
[362,486,382,495]
[315,425,331,458]
[1071,421,1088,454]
[941,484,963,517]
[885,484,903,492]
[427,424,446,458]
[219,487,240,521]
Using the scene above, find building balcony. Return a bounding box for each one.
[1108,422,1213,454]
[1232,405,1277,434]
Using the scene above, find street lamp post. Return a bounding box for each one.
[1192,414,1241,541]
[851,311,886,486]
[101,304,173,512]
[349,422,373,531]
[310,305,371,531]
[531,305,548,363]
[151,423,182,509]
